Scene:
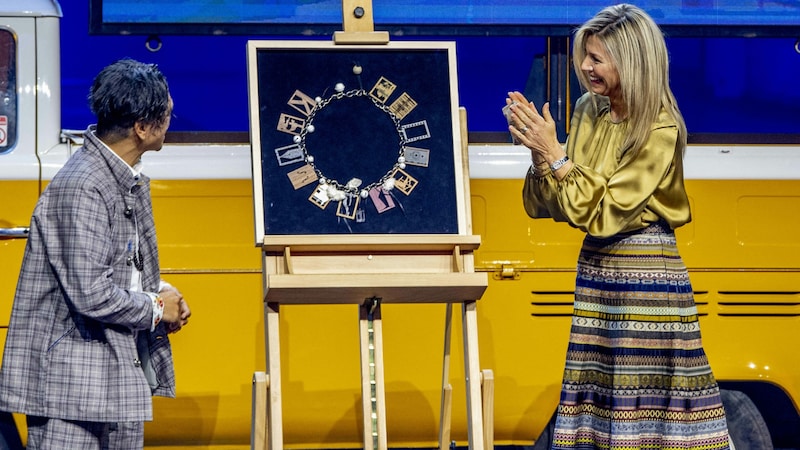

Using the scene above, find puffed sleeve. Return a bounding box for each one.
[523,123,684,238]
[522,93,594,223]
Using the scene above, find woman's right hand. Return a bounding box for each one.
[505,91,561,163]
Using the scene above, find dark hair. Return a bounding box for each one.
[88,59,171,138]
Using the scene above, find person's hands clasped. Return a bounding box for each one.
[505,91,569,176]
[158,285,191,334]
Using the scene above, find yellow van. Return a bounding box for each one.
[1,1,799,448]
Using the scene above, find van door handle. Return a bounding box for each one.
[0,227,30,238]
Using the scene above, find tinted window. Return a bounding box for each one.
[61,0,800,142]
[0,28,16,153]
[670,37,800,139]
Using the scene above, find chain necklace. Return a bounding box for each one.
[293,88,409,200]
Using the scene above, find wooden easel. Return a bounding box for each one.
[250,1,493,449]
[251,112,493,449]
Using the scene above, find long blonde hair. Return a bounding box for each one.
[573,4,687,157]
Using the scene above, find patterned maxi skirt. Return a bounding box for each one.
[551,221,731,449]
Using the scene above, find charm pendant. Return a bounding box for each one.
[274,64,432,224]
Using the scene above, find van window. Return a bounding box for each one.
[0,28,16,154]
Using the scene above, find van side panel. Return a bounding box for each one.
[127,177,800,447]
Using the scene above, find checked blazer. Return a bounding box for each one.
[0,127,175,422]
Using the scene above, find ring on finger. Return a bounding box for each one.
[520,126,529,133]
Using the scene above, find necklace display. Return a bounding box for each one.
[297,87,407,201]
[273,63,431,223]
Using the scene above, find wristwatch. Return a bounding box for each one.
[550,155,569,171]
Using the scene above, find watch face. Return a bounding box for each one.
[250,42,464,236]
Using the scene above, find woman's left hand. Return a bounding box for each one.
[506,91,561,161]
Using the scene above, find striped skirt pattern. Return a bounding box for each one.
[551,222,730,449]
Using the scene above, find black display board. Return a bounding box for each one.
[247,41,466,243]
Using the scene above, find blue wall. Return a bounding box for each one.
[59,0,800,137]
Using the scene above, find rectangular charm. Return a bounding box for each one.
[401,120,431,143]
[369,186,396,213]
[288,89,316,117]
[336,194,360,220]
[274,143,304,166]
[403,147,430,167]
[355,208,366,223]
[287,164,318,190]
[277,112,306,136]
[389,92,417,120]
[308,185,330,209]
[369,76,397,104]
[391,168,418,195]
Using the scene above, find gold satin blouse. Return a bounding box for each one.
[522,92,691,238]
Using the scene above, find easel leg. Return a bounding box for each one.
[264,302,283,450]
[481,369,494,450]
[462,300,485,449]
[438,303,453,450]
[360,298,388,450]
[251,372,269,450]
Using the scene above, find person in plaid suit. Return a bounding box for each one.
[0,59,191,449]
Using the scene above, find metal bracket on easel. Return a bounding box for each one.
[363,296,382,449]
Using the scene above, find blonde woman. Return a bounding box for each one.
[506,4,731,449]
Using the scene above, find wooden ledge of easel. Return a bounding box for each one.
[333,30,390,45]
[264,272,487,304]
[261,234,481,254]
